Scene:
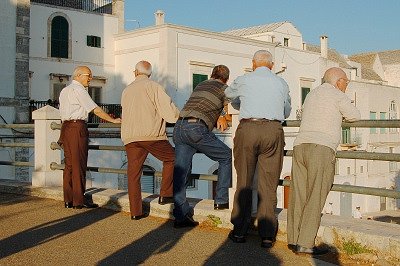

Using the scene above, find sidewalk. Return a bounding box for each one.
[1,179,399,263]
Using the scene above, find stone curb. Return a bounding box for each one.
[1,179,399,262]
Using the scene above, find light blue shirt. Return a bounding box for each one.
[225,67,291,121]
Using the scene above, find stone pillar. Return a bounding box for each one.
[228,104,239,209]
[31,106,62,187]
[14,0,31,181]
[112,0,125,33]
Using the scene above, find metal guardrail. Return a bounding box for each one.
[2,120,400,199]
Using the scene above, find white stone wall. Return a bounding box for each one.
[29,4,120,102]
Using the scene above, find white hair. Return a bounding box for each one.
[135,61,152,76]
[253,50,273,64]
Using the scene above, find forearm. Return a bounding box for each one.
[93,107,121,123]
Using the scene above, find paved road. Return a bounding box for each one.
[0,193,342,265]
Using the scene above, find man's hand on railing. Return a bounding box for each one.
[217,116,228,131]
[112,118,122,123]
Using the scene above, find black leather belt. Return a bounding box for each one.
[241,118,280,123]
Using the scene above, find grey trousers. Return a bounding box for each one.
[231,120,284,238]
[287,143,335,248]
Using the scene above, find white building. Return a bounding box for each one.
[1,0,399,215]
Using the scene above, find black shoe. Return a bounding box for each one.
[73,202,99,209]
[174,214,199,228]
[287,244,297,251]
[261,237,275,248]
[158,196,174,205]
[295,245,329,255]
[214,203,229,210]
[228,231,246,243]
[64,202,73,208]
[131,213,149,220]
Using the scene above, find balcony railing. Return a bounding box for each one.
[29,100,121,123]
[31,0,113,14]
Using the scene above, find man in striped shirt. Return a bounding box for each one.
[173,65,232,228]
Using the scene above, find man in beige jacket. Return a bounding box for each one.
[121,61,180,220]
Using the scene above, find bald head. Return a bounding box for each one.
[135,61,152,77]
[252,50,274,70]
[323,67,350,92]
[73,66,91,78]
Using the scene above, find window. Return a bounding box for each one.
[347,167,351,175]
[87,35,101,48]
[341,127,351,144]
[389,101,398,133]
[192,73,208,90]
[53,83,66,102]
[88,86,101,103]
[51,16,69,58]
[283,38,289,47]
[380,112,387,134]
[301,87,310,105]
[360,166,364,173]
[370,112,377,134]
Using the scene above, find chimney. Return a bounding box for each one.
[112,0,125,33]
[155,10,165,25]
[320,35,328,59]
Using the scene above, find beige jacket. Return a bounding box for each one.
[121,75,179,144]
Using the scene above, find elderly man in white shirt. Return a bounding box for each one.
[58,66,121,209]
[287,67,361,255]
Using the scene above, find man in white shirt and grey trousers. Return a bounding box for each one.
[287,67,361,255]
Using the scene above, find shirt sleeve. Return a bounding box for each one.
[339,95,361,122]
[74,87,98,113]
[225,76,243,100]
[154,85,180,123]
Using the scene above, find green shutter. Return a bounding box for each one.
[301,87,310,105]
[193,74,208,90]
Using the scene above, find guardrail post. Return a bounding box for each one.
[31,105,62,187]
[228,104,239,209]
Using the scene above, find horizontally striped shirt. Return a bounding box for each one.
[180,79,227,131]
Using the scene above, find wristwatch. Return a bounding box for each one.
[220,109,227,117]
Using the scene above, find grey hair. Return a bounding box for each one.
[135,61,152,76]
[253,50,273,64]
[323,67,346,86]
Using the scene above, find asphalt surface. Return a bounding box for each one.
[0,193,341,265]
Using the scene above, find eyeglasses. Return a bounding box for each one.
[80,73,92,78]
[339,78,350,84]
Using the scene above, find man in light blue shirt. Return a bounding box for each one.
[225,50,291,249]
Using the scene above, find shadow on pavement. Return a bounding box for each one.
[0,196,119,260]
[204,234,282,265]
[97,220,188,265]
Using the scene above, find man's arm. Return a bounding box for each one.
[92,107,121,123]
[339,96,361,122]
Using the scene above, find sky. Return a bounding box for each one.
[124,0,400,56]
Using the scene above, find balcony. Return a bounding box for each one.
[31,0,113,14]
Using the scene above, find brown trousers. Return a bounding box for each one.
[231,120,284,238]
[59,120,88,206]
[125,140,175,216]
[287,144,335,248]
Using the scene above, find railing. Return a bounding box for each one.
[29,101,121,124]
[31,0,113,14]
[1,117,400,199]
